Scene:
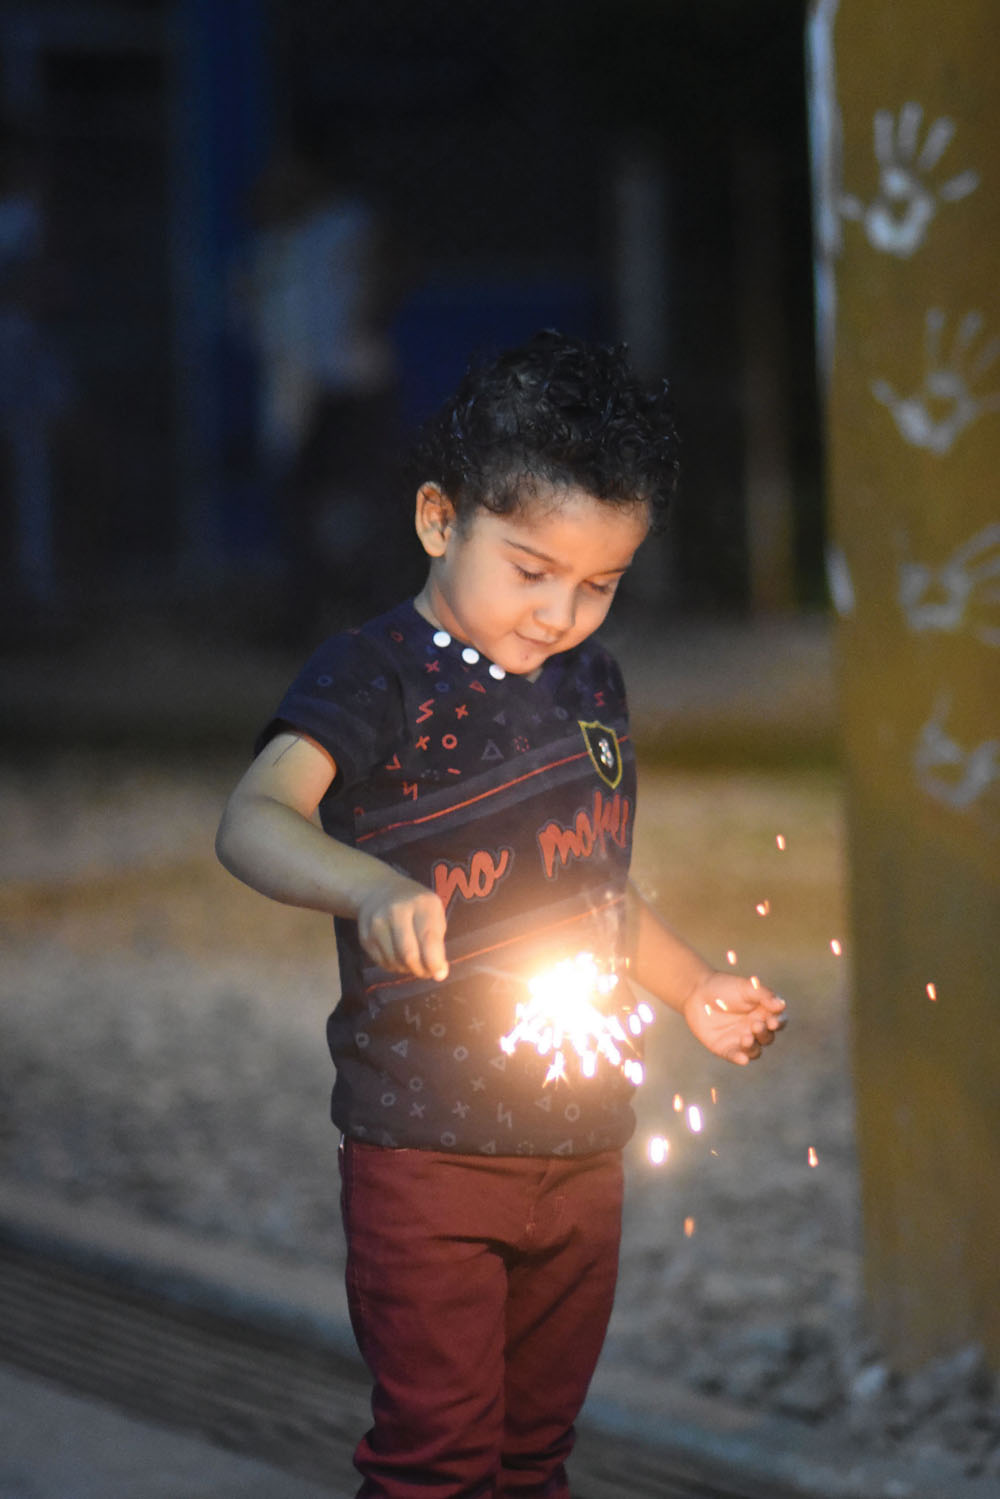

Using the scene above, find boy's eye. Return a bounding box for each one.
[514,564,546,583]
[588,579,617,597]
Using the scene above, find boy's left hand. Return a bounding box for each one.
[682,971,786,1066]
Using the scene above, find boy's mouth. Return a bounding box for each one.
[516,632,561,649]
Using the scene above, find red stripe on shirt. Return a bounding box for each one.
[355,736,630,845]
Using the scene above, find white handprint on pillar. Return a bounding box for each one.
[914,697,999,811]
[841,102,979,257]
[898,524,1000,646]
[872,308,1000,456]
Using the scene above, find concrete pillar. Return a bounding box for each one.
[808,0,1000,1370]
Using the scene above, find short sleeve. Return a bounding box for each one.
[254,630,404,789]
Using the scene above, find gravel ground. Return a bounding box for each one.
[2,751,998,1485]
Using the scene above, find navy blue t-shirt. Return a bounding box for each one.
[258,598,641,1156]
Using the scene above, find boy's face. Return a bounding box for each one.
[415,483,650,677]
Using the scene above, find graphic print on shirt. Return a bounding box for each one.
[265,601,640,1157]
[432,846,515,912]
[536,788,632,880]
[579,720,623,789]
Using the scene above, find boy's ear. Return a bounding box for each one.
[415,483,457,558]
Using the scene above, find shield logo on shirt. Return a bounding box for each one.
[578,720,622,790]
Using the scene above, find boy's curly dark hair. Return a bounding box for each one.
[406,330,679,531]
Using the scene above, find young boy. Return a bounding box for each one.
[216,331,784,1498]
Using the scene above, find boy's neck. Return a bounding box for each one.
[412,586,443,632]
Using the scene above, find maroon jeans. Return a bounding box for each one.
[338,1140,624,1499]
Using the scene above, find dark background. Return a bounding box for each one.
[0,0,822,647]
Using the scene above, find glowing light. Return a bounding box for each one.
[710,1088,718,1105]
[687,1105,703,1133]
[499,951,649,1084]
[726,949,738,966]
[544,1052,567,1086]
[830,938,843,956]
[673,1093,684,1113]
[684,1216,696,1238]
[808,1147,819,1168]
[926,982,938,1001]
[648,1135,670,1166]
[755,899,771,916]
[776,834,787,851]
[749,975,761,991]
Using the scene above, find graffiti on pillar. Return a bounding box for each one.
[806,0,844,384]
[871,308,1000,455]
[840,103,979,257]
[808,2,999,821]
[826,544,856,617]
[898,524,1000,646]
[914,697,1000,811]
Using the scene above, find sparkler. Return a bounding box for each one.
[497,951,652,1086]
[648,1135,670,1165]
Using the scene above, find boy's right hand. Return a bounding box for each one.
[355,876,450,982]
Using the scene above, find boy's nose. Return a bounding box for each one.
[534,588,577,636]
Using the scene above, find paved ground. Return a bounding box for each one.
[0,1367,340,1499]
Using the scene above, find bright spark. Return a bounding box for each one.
[687,1105,703,1133]
[544,1051,567,1086]
[926,982,937,1001]
[755,899,771,916]
[648,1135,670,1166]
[499,952,650,1084]
[684,1216,696,1238]
[673,1093,684,1113]
[776,834,787,851]
[726,949,738,966]
[710,1088,718,1104]
[808,1146,819,1168]
[830,938,843,956]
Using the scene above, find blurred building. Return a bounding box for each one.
[0,0,823,631]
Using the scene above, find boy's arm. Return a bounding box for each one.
[625,881,784,1066]
[216,731,448,981]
